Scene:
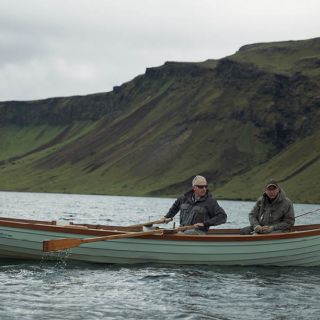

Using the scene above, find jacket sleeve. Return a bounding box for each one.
[272,200,295,231]
[249,199,262,228]
[204,199,227,227]
[165,196,183,219]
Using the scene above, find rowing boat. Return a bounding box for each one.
[1,217,320,266]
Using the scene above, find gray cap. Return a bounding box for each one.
[266,179,279,189]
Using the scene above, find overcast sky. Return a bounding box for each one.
[1,0,319,102]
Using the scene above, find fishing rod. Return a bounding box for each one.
[295,208,320,219]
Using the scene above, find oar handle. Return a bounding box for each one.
[176,225,197,231]
[129,219,169,228]
[163,224,197,234]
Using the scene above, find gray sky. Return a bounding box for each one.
[1,0,319,101]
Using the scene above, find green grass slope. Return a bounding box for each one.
[215,129,320,203]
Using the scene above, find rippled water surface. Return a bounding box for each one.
[0,191,319,320]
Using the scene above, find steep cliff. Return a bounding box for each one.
[0,37,320,203]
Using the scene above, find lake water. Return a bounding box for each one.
[0,191,319,320]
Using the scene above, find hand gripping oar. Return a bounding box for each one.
[43,229,164,252]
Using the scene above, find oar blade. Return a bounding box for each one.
[43,238,82,252]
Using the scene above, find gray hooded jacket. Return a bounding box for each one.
[165,190,227,232]
[249,189,295,231]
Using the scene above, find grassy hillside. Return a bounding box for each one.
[215,128,320,203]
[0,37,320,203]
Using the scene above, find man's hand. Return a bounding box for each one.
[261,225,274,233]
[194,222,204,228]
[254,225,274,234]
[159,216,172,224]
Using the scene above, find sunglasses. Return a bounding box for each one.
[195,185,208,189]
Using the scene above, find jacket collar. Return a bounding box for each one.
[184,189,210,202]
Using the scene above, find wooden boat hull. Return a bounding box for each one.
[1,217,320,266]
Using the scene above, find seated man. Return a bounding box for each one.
[240,180,295,234]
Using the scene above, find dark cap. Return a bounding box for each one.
[266,179,279,189]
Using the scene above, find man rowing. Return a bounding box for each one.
[159,175,227,234]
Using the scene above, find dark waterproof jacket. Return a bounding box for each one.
[249,189,295,231]
[165,190,227,232]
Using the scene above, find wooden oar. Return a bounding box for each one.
[162,224,197,234]
[129,218,170,228]
[43,229,163,252]
[43,224,199,252]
